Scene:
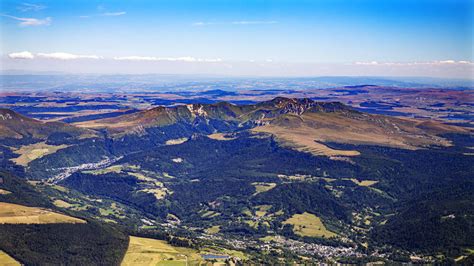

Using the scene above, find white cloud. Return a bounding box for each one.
[102,11,126,16]
[113,56,222,62]
[6,52,222,62]
[80,7,126,18]
[192,22,215,26]
[36,52,102,60]
[2,14,51,26]
[8,51,35,59]
[354,60,473,66]
[354,61,379,65]
[18,3,46,12]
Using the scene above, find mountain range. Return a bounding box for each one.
[0,97,472,264]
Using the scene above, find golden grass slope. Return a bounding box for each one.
[253,124,360,157]
[0,202,86,224]
[73,106,177,135]
[205,225,221,235]
[0,250,20,266]
[165,138,188,145]
[207,133,237,141]
[283,212,337,238]
[121,236,204,266]
[252,182,276,196]
[346,178,378,187]
[0,108,96,140]
[0,189,12,195]
[253,112,466,157]
[10,142,69,166]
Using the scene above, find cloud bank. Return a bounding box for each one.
[113,56,222,62]
[36,53,103,60]
[8,51,35,59]
[4,52,473,78]
[354,60,474,66]
[2,14,51,26]
[7,51,221,62]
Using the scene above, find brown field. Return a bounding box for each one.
[0,202,86,224]
[0,250,20,266]
[10,142,69,166]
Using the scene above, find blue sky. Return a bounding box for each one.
[1,0,473,77]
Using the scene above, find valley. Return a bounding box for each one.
[0,95,472,264]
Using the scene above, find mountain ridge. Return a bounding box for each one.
[0,108,94,140]
[0,98,469,157]
[70,97,467,153]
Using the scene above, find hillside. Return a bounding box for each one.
[0,171,128,265]
[73,97,467,156]
[0,98,472,263]
[0,108,95,140]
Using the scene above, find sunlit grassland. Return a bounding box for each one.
[283,212,337,238]
[10,142,69,166]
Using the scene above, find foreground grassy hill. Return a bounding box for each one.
[0,171,128,265]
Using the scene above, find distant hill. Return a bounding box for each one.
[0,108,95,140]
[73,97,467,156]
[0,98,472,263]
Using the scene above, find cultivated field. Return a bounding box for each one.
[283,212,337,238]
[0,202,86,224]
[11,142,69,166]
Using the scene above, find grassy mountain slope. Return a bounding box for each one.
[0,171,128,265]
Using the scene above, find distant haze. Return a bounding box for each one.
[1,58,473,79]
